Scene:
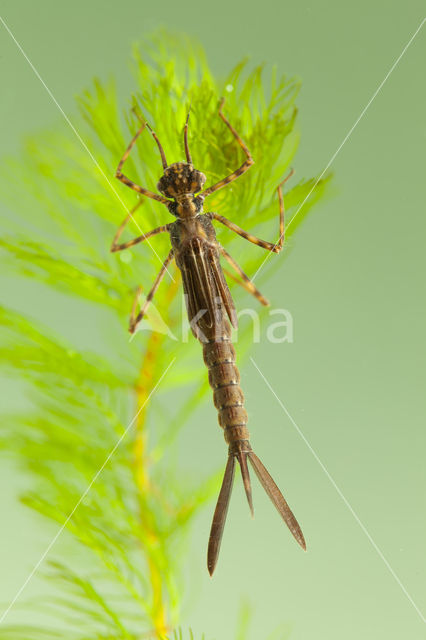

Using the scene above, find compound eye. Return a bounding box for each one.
[157,174,173,197]
[191,170,206,193]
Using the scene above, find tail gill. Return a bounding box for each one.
[207,444,306,576]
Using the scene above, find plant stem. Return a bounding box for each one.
[133,272,180,637]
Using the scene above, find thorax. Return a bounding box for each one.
[169,214,217,253]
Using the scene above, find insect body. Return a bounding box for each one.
[112,100,306,574]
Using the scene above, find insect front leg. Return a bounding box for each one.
[201,98,254,198]
[219,246,269,306]
[115,121,170,206]
[210,168,294,253]
[129,249,174,334]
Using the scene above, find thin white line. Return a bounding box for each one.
[250,356,426,624]
[251,16,426,283]
[0,357,176,625]
[0,14,175,282]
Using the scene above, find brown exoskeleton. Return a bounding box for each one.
[111,99,305,575]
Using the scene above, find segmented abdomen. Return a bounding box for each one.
[202,337,250,446]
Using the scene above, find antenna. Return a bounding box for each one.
[184,104,192,164]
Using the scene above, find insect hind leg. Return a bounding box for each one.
[220,246,270,306]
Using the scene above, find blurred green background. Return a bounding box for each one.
[0,1,425,639]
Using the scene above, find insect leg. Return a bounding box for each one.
[129,249,174,334]
[274,169,294,250]
[219,246,270,306]
[211,212,279,252]
[115,119,170,205]
[110,216,170,253]
[210,168,293,253]
[201,98,254,198]
[110,199,142,250]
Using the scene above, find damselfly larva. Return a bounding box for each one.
[111,99,306,574]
